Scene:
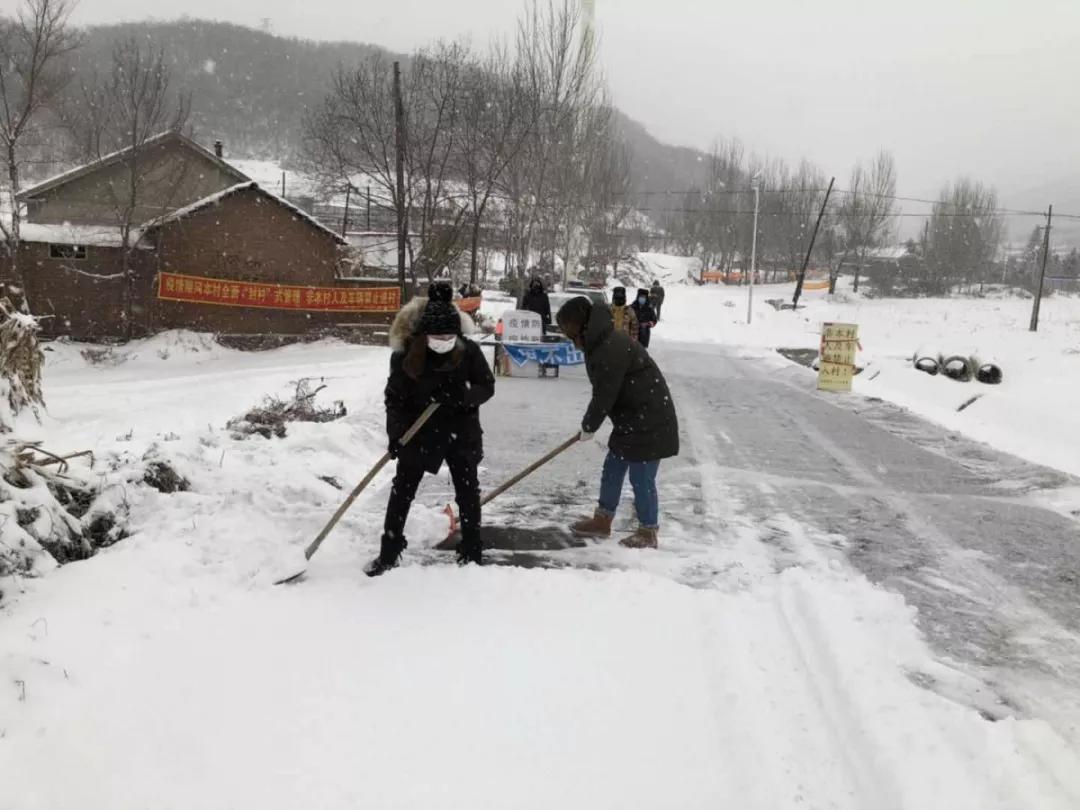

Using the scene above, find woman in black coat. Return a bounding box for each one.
[555,297,678,549]
[521,277,552,333]
[367,283,496,576]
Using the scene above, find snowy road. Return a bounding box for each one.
[475,342,1080,735]
[656,344,1080,735]
[3,334,1080,808]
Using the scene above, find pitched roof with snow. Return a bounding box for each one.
[142,182,347,245]
[18,222,144,248]
[16,131,250,201]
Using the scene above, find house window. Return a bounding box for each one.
[49,244,87,260]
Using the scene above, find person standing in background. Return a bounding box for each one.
[631,288,658,348]
[650,280,666,321]
[522,277,552,334]
[609,286,640,342]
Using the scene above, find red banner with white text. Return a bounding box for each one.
[158,272,400,313]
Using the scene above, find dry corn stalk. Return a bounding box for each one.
[0,297,45,426]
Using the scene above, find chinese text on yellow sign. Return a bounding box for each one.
[818,322,859,392]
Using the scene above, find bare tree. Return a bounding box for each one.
[925,178,1003,294]
[302,53,399,230]
[0,0,77,311]
[701,139,746,271]
[836,150,897,293]
[549,97,614,285]
[765,159,829,282]
[458,44,534,284]
[404,41,471,284]
[303,44,474,288]
[583,135,634,278]
[504,0,604,291]
[66,38,192,338]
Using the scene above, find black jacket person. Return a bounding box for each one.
[555,297,678,549]
[521,278,552,333]
[368,283,495,575]
[649,281,666,320]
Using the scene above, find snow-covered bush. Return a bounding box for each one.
[228,379,346,439]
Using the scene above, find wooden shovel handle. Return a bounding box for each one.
[480,433,581,508]
[302,402,440,560]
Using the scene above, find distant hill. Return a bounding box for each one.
[65,20,391,162]
[63,19,712,197]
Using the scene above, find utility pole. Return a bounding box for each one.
[340,184,352,238]
[1030,205,1053,332]
[793,176,835,310]
[281,171,286,198]
[366,184,372,231]
[748,183,760,325]
[393,61,408,302]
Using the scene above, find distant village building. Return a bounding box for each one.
[6,131,399,341]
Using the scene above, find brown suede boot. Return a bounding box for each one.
[570,510,613,538]
[619,527,658,549]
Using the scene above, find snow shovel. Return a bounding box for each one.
[274,402,440,585]
[435,432,581,550]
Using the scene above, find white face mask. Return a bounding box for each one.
[427,336,457,354]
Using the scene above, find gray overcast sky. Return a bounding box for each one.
[46,0,1080,213]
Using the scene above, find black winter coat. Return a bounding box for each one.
[522,288,552,331]
[580,304,679,462]
[385,338,495,474]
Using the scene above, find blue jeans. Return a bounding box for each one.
[598,451,660,528]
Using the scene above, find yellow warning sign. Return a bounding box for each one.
[818,322,859,392]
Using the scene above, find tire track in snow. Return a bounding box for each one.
[763,378,1080,721]
[671,371,896,808]
[668,356,1080,808]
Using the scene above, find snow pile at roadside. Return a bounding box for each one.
[623,252,703,286]
[656,279,1080,477]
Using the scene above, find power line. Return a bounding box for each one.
[314,178,1080,221]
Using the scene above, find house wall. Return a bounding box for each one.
[4,243,151,340]
[149,187,395,335]
[25,138,242,227]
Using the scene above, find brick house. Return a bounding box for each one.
[8,131,398,340]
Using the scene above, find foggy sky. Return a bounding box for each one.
[48,0,1080,225]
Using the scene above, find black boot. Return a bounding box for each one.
[364,554,400,577]
[365,534,405,577]
[456,534,483,567]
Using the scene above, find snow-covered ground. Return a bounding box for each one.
[656,280,1080,478]
[2,275,1080,808]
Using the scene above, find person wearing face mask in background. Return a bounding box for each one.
[631,287,658,348]
[368,282,496,576]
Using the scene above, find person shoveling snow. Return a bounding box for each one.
[556,296,679,549]
[366,283,495,576]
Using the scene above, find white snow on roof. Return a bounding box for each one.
[148,181,257,225]
[18,222,142,247]
[19,131,245,201]
[144,181,346,244]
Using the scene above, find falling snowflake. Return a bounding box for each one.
[203,59,216,75]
